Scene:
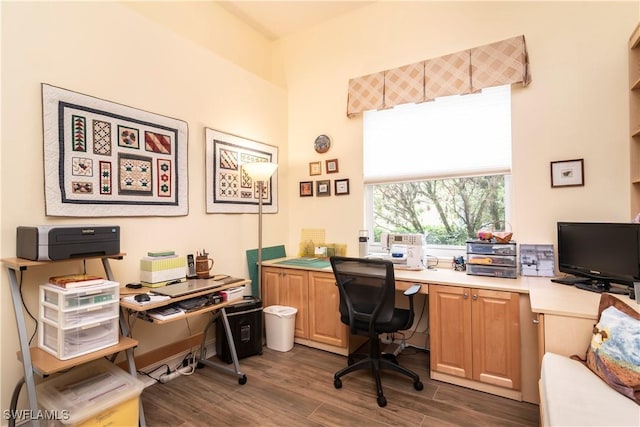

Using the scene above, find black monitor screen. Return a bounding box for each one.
[557,222,640,287]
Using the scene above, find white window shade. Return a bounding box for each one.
[363,85,511,183]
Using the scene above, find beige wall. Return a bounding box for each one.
[0,1,288,412]
[278,1,637,251]
[1,0,638,416]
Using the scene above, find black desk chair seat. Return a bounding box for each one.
[330,256,424,407]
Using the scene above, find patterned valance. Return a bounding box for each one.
[347,35,531,117]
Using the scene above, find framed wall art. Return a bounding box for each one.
[335,178,350,195]
[326,158,339,174]
[205,128,278,213]
[551,159,584,188]
[316,180,331,196]
[309,161,321,176]
[42,83,188,217]
[299,181,313,197]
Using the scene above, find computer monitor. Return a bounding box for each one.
[557,222,640,290]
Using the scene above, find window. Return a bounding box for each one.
[363,85,512,256]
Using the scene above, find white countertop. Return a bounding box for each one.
[263,257,640,320]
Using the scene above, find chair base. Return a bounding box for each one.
[334,338,423,407]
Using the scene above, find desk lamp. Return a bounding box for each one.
[243,162,278,300]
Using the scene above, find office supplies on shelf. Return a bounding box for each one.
[176,296,210,312]
[147,305,184,320]
[49,273,105,289]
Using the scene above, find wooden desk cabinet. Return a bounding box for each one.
[429,284,521,395]
[262,266,347,353]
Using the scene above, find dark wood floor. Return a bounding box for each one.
[141,344,540,426]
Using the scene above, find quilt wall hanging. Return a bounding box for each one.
[205,128,278,214]
[42,84,188,217]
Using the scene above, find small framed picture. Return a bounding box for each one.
[316,180,331,196]
[335,178,350,195]
[551,159,584,188]
[299,181,313,197]
[326,158,339,174]
[309,161,321,176]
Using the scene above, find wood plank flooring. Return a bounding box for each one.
[141,344,540,426]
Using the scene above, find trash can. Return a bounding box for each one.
[263,305,298,352]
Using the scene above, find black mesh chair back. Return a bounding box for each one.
[330,256,424,407]
[332,256,396,334]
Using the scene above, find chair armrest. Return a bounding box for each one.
[403,284,421,297]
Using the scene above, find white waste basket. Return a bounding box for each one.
[263,305,298,352]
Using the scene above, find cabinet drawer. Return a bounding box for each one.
[41,281,119,310]
[39,317,119,360]
[467,264,517,279]
[467,242,516,256]
[467,254,517,267]
[40,300,119,328]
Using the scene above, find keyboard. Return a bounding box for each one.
[550,277,589,285]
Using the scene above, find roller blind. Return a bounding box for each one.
[363,85,511,183]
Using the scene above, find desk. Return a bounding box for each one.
[1,255,141,427]
[120,278,252,384]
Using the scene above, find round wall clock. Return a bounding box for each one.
[314,134,331,153]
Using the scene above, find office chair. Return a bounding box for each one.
[329,256,424,407]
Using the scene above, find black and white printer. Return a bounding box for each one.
[17,225,120,261]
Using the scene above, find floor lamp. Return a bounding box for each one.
[244,162,278,301]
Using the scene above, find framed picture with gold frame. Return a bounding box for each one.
[326,158,339,174]
[309,161,321,176]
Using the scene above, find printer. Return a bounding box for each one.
[17,225,120,261]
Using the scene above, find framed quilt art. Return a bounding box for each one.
[42,84,188,216]
[205,128,278,213]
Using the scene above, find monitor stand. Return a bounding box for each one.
[574,280,629,295]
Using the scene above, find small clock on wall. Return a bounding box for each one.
[314,134,331,154]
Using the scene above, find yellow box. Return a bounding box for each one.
[75,397,139,427]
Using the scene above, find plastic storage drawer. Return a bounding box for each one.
[466,264,517,279]
[466,242,517,256]
[41,281,119,310]
[39,317,119,360]
[467,254,517,267]
[41,301,118,328]
[37,358,144,427]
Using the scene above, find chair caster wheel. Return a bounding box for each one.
[238,375,247,385]
[414,380,423,391]
[334,378,342,389]
[377,396,387,407]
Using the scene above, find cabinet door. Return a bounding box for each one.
[471,289,521,390]
[261,267,281,309]
[429,284,473,378]
[308,272,347,348]
[281,269,309,339]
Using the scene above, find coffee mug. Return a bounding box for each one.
[195,255,214,278]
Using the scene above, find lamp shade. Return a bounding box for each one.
[244,162,278,182]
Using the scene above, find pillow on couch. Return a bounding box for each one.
[573,294,640,404]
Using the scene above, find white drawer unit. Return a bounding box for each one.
[38,281,120,359]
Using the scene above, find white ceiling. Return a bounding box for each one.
[217,1,373,40]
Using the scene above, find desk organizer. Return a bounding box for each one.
[139,255,186,286]
[38,282,119,359]
[466,240,517,279]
